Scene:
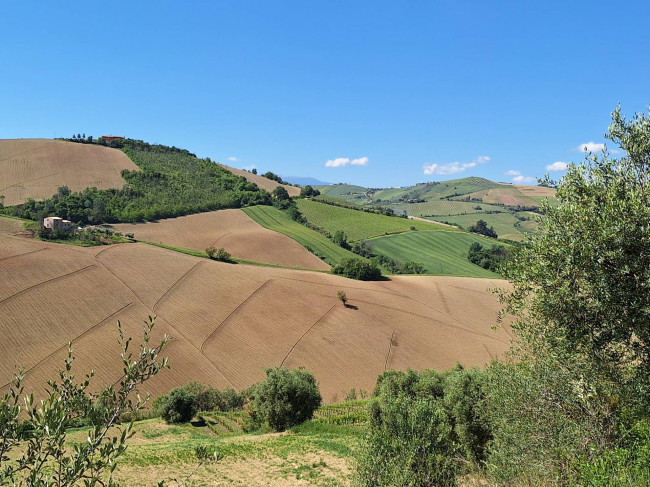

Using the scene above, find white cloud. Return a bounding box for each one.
[228,156,239,162]
[325,156,369,168]
[512,175,536,183]
[546,161,568,171]
[576,141,606,153]
[422,155,490,175]
[506,169,535,184]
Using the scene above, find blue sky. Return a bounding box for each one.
[2,1,649,187]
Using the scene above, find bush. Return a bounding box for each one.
[248,367,322,432]
[206,246,232,262]
[159,388,198,424]
[332,258,382,281]
[357,367,490,486]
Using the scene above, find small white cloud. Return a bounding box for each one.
[422,155,490,175]
[546,161,568,171]
[228,156,239,162]
[325,156,369,168]
[474,155,491,164]
[512,175,536,184]
[576,141,606,153]
[505,170,521,176]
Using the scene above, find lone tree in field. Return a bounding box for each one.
[337,290,348,307]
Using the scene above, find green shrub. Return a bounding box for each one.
[248,367,322,432]
[332,258,382,280]
[206,246,232,262]
[356,395,458,487]
[159,388,198,424]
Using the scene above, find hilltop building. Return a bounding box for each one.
[101,135,125,144]
[43,216,73,232]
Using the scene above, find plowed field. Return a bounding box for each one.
[0,235,511,402]
[110,209,329,270]
[0,139,137,206]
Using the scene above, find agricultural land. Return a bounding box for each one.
[0,139,137,206]
[318,176,557,241]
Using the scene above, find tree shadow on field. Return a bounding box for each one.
[344,304,359,310]
[190,418,206,428]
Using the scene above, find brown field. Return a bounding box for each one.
[0,139,137,206]
[0,234,511,402]
[480,185,540,207]
[109,209,330,270]
[219,163,301,197]
[515,184,556,197]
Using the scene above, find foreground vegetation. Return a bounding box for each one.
[354,105,650,486]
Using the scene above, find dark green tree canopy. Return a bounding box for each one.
[500,105,650,386]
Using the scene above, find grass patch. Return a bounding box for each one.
[242,205,361,266]
[369,230,506,278]
[295,198,454,242]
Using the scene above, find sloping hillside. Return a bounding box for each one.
[0,231,510,402]
[0,139,137,206]
[219,163,301,197]
[110,209,330,270]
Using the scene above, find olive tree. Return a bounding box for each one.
[499,105,650,388]
[489,105,650,483]
[0,317,169,486]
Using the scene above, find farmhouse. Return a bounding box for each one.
[101,135,125,144]
[43,216,73,232]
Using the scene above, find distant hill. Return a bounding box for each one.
[319,177,557,241]
[281,176,332,186]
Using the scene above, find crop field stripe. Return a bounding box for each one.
[0,247,49,263]
[152,260,203,311]
[0,302,135,389]
[200,279,273,352]
[280,304,336,366]
[384,331,396,371]
[209,231,231,248]
[0,264,94,307]
[0,171,61,193]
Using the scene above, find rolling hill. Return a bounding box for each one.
[318,177,556,241]
[109,209,330,270]
[0,224,511,403]
[0,139,137,206]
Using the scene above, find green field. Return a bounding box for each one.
[440,212,534,242]
[317,178,555,241]
[393,200,507,218]
[242,205,361,266]
[368,230,506,278]
[295,199,454,242]
[65,411,364,486]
